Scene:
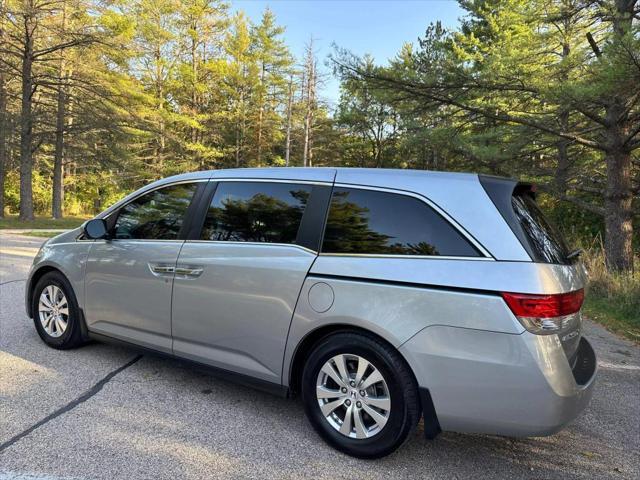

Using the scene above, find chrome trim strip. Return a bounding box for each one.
[212,178,331,186]
[184,239,318,255]
[332,182,493,258]
[318,253,494,261]
[90,239,186,244]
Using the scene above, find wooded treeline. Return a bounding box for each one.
[0,0,638,272]
[0,0,332,217]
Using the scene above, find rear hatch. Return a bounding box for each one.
[480,176,585,363]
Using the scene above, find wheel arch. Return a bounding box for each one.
[27,264,90,341]
[288,323,410,395]
[26,265,66,318]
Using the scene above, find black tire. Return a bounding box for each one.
[32,271,85,350]
[301,331,420,458]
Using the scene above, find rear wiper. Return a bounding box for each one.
[566,248,583,260]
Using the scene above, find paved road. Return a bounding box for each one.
[1,232,639,479]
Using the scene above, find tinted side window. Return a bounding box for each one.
[114,183,198,240]
[511,194,571,264]
[201,182,312,244]
[322,187,481,257]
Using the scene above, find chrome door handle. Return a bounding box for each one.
[174,265,204,278]
[148,263,175,276]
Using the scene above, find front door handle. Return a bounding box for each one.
[174,265,204,278]
[148,263,175,276]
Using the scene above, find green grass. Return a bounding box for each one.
[584,297,640,342]
[579,239,640,343]
[0,214,89,230]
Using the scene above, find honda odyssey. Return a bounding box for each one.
[26,167,597,458]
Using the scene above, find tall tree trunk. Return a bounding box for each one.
[555,110,571,195]
[19,15,35,221]
[603,102,634,272]
[235,124,241,167]
[256,63,265,166]
[302,39,315,167]
[0,50,6,219]
[285,75,293,167]
[52,5,68,219]
[154,45,165,177]
[303,111,310,167]
[555,20,572,196]
[190,27,204,169]
[602,0,635,272]
[308,59,315,167]
[0,0,7,218]
[52,83,66,219]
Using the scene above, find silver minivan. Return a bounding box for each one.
[26,168,596,458]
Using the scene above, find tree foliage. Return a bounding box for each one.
[333,0,639,271]
[0,0,637,272]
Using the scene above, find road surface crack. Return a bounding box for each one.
[0,355,143,453]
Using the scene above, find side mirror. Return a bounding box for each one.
[83,218,108,239]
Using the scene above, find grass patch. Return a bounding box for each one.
[0,215,89,230]
[580,238,640,343]
[20,231,63,238]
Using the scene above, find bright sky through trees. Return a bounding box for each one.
[233,0,464,104]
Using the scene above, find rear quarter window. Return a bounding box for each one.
[321,187,481,257]
[511,193,571,264]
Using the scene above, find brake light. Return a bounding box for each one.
[501,289,584,334]
[502,290,584,318]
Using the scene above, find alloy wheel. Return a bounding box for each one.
[316,354,391,439]
[38,285,69,338]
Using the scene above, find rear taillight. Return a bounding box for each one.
[501,289,584,334]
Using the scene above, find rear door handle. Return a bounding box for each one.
[148,263,175,276]
[174,265,204,278]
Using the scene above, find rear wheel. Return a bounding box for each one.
[301,331,420,458]
[32,271,85,349]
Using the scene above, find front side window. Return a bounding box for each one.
[114,183,198,240]
[201,181,312,244]
[322,187,481,257]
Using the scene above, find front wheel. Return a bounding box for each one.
[301,331,420,458]
[32,271,85,349]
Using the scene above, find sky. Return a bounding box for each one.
[232,0,464,107]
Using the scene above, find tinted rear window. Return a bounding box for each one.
[511,194,571,264]
[322,187,481,257]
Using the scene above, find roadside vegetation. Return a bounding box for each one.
[18,230,66,238]
[581,242,640,342]
[0,215,88,230]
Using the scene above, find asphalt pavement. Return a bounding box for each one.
[1,232,639,479]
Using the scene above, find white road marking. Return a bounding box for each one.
[598,361,640,371]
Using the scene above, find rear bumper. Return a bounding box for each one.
[400,326,597,437]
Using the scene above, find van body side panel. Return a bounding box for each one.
[282,275,523,386]
[309,257,587,295]
[172,242,316,383]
